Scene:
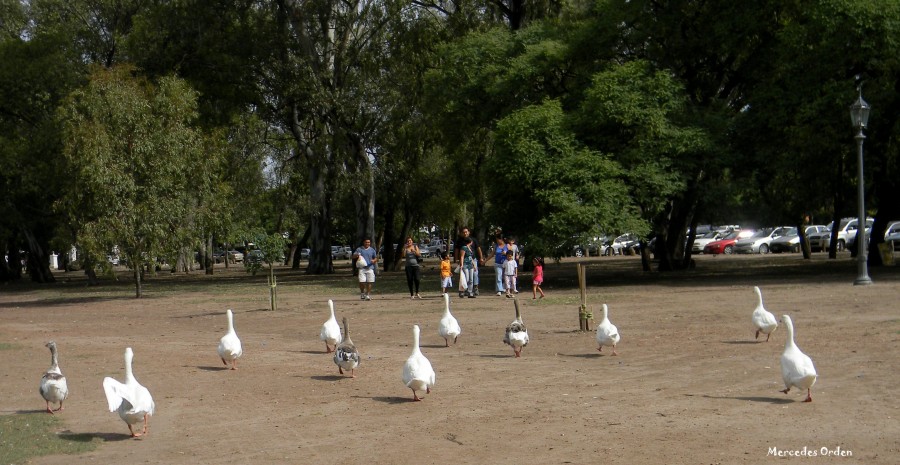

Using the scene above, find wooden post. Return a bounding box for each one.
[269,273,278,311]
[577,264,593,331]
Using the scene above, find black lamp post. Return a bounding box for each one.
[849,88,872,285]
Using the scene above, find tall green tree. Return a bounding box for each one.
[58,66,221,297]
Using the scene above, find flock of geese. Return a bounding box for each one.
[37,284,818,437]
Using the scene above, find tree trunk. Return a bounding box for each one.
[639,240,652,271]
[22,227,55,283]
[1,239,21,281]
[83,254,99,285]
[133,262,142,298]
[349,132,375,249]
[827,210,841,258]
[306,160,334,274]
[292,224,311,269]
[205,235,214,274]
[381,207,398,271]
[799,216,811,259]
[827,155,844,259]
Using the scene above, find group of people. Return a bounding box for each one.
[351,227,545,301]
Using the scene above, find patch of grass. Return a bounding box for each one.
[0,413,98,464]
[0,342,21,350]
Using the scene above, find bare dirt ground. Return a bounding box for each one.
[2,254,899,464]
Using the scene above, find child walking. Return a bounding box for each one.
[502,250,518,298]
[440,251,453,295]
[532,256,545,299]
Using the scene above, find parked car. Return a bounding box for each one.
[769,225,829,253]
[574,236,610,257]
[845,218,875,252]
[734,227,792,254]
[300,248,310,259]
[691,231,728,254]
[809,217,873,252]
[703,230,755,255]
[420,239,452,257]
[213,249,243,263]
[885,220,900,251]
[604,233,641,256]
[246,249,263,265]
[336,246,353,260]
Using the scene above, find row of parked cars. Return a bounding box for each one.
[694,218,900,255]
[572,233,642,257]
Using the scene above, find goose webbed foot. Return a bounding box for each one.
[755,330,760,340]
[45,402,54,414]
[803,390,812,402]
[412,390,422,401]
[611,348,619,356]
[780,387,790,395]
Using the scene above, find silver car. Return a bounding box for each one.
[734,227,792,254]
[809,218,873,252]
[769,225,829,253]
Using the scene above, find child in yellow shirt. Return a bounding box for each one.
[440,251,453,294]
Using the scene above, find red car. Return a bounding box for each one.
[703,230,755,255]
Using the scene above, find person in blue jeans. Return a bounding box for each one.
[459,237,477,298]
[492,237,508,296]
[454,227,483,296]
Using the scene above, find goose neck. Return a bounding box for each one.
[124,351,135,382]
[783,321,796,350]
[412,326,421,353]
[49,347,59,369]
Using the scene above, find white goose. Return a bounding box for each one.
[103,347,155,437]
[503,298,529,357]
[779,314,818,402]
[438,293,461,347]
[217,309,243,370]
[595,304,620,355]
[320,299,342,353]
[751,286,778,341]
[402,325,435,401]
[333,317,360,377]
[39,341,68,414]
